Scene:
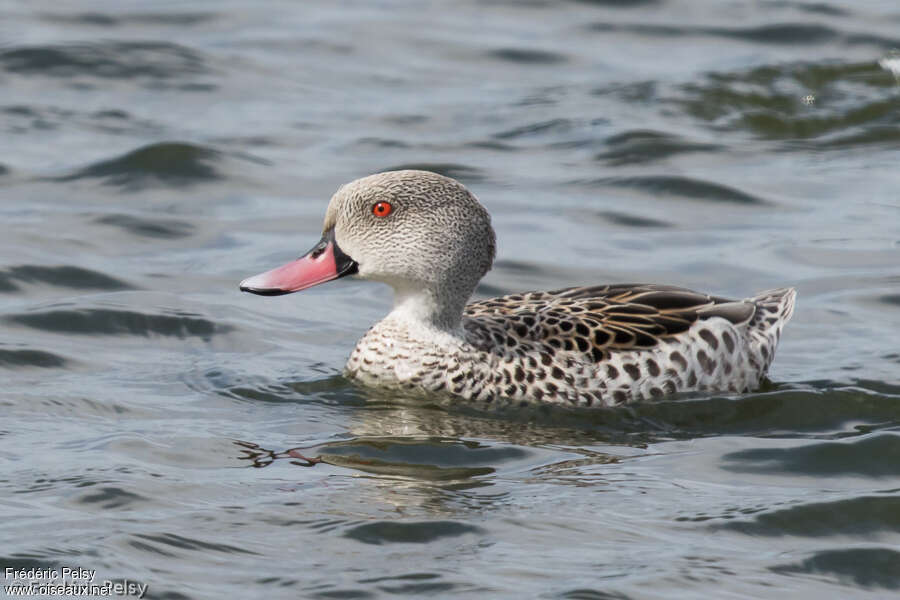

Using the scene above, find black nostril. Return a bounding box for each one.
[309,242,327,259]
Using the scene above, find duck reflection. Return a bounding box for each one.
[233,380,636,506]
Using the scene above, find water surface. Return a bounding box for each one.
[2,1,900,598]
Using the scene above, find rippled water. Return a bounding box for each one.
[2,1,900,598]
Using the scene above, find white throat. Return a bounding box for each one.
[386,282,467,336]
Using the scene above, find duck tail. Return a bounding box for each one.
[745,287,797,373]
[750,287,797,325]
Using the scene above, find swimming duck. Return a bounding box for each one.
[240,170,795,407]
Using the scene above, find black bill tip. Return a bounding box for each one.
[239,285,293,296]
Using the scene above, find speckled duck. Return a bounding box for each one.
[240,170,796,407]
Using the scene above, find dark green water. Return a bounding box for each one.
[2,1,900,598]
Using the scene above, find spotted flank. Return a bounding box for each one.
[241,170,797,407]
[347,284,796,407]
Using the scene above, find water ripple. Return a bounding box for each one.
[343,520,485,545]
[75,486,146,510]
[582,175,768,205]
[42,11,217,27]
[58,142,223,188]
[0,347,67,368]
[487,48,567,64]
[594,210,671,228]
[0,42,209,79]
[676,61,899,145]
[0,265,132,292]
[382,163,484,183]
[574,0,659,6]
[94,214,195,239]
[237,435,524,480]
[494,118,572,140]
[130,533,257,555]
[771,547,900,590]
[5,308,230,339]
[721,434,900,477]
[720,495,900,536]
[595,130,723,165]
[590,22,898,49]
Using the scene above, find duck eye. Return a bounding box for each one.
[372,201,393,217]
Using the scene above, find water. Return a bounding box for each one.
[2,1,899,598]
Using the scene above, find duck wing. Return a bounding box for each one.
[463,284,755,360]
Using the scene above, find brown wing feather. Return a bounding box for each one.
[464,284,755,360]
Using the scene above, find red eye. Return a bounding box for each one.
[372,201,393,217]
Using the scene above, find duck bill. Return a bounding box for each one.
[239,230,358,296]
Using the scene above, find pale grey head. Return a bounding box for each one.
[327,170,496,328]
[240,170,496,331]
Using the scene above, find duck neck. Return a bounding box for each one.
[388,282,468,335]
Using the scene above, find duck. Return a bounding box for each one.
[240,170,796,407]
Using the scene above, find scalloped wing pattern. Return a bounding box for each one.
[464,284,756,360]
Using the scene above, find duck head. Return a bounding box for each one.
[240,170,496,329]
